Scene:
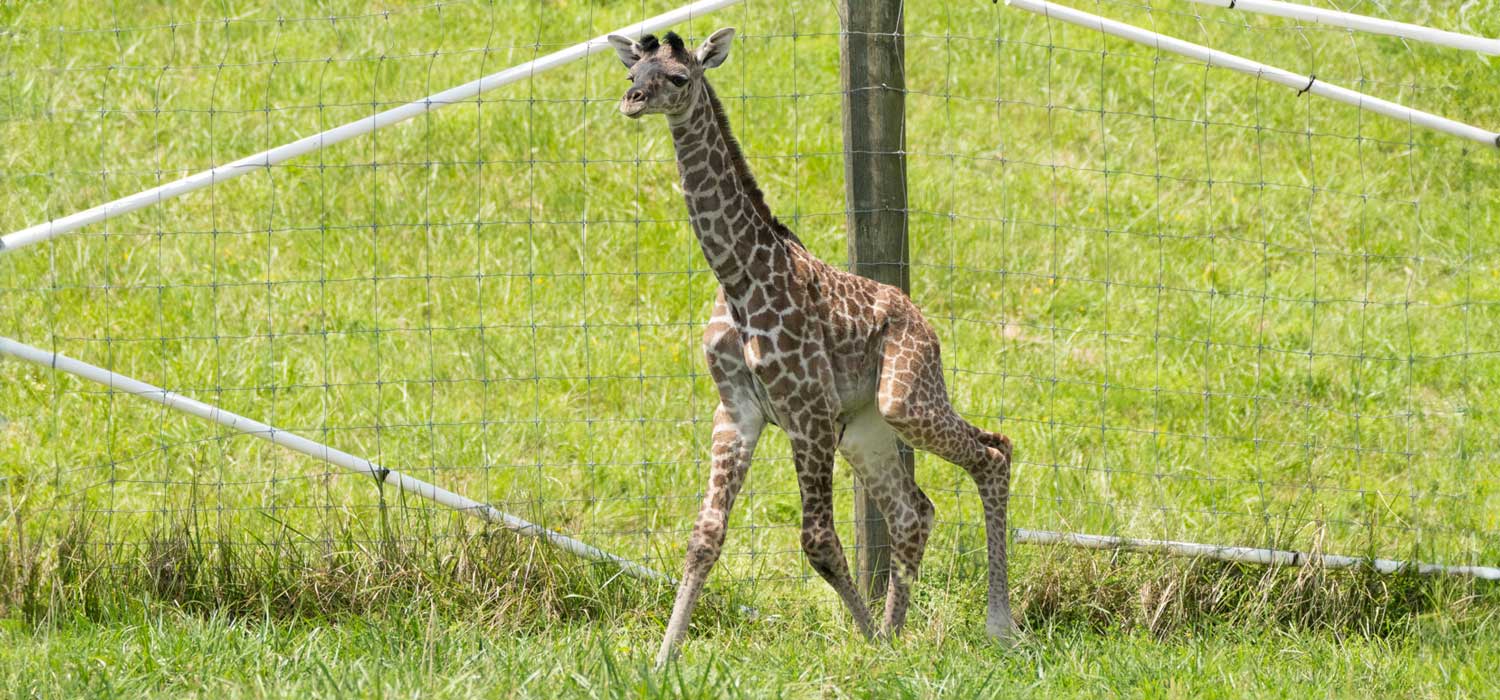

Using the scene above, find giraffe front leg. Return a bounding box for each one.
[838,406,934,640]
[786,425,877,640]
[656,403,763,668]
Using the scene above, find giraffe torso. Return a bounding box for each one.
[705,244,928,427]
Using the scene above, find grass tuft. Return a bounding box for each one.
[1011,544,1486,639]
[1,510,697,632]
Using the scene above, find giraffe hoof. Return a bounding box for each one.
[987,617,1024,648]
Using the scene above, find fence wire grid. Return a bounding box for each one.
[2,0,1498,608]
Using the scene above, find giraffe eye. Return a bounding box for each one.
[667,74,688,87]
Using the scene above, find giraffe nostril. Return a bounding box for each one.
[626,89,646,102]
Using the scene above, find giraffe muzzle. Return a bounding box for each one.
[620,89,649,118]
[619,100,647,118]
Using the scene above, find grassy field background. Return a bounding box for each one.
[2,0,1498,695]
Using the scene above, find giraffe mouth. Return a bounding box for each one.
[620,101,647,118]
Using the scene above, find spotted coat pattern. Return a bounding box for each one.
[607,29,1019,667]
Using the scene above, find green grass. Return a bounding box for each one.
[4,520,1496,697]
[5,607,1499,698]
[2,0,1499,695]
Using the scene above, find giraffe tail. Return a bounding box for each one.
[975,429,1013,461]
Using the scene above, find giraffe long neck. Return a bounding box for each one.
[667,80,799,300]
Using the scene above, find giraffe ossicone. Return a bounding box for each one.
[608,27,1020,667]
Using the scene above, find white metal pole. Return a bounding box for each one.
[1006,0,1500,149]
[0,335,670,584]
[1015,529,1500,580]
[1182,0,1500,55]
[0,0,744,256]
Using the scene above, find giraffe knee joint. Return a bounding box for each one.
[894,559,922,583]
[799,527,841,567]
[686,537,724,572]
[800,527,830,554]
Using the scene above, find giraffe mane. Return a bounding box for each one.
[700,80,805,248]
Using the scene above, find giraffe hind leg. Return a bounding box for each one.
[875,319,1020,643]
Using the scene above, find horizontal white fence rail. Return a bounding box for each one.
[1183,0,1500,55]
[0,336,670,584]
[1016,530,1500,580]
[0,0,744,256]
[1006,0,1500,149]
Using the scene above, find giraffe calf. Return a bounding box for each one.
[607,28,1019,666]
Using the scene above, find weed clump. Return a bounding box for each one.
[0,510,681,629]
[1010,543,1491,638]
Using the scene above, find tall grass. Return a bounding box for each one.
[0,508,689,628]
[5,498,1492,643]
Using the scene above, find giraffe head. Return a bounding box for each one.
[606,27,734,119]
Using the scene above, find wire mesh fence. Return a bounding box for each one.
[2,0,1497,615]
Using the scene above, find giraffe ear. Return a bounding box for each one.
[607,34,642,68]
[696,27,735,69]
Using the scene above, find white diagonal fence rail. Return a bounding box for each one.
[0,0,747,255]
[1181,0,1500,55]
[0,336,670,583]
[1006,0,1500,148]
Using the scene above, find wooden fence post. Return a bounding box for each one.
[839,0,910,602]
